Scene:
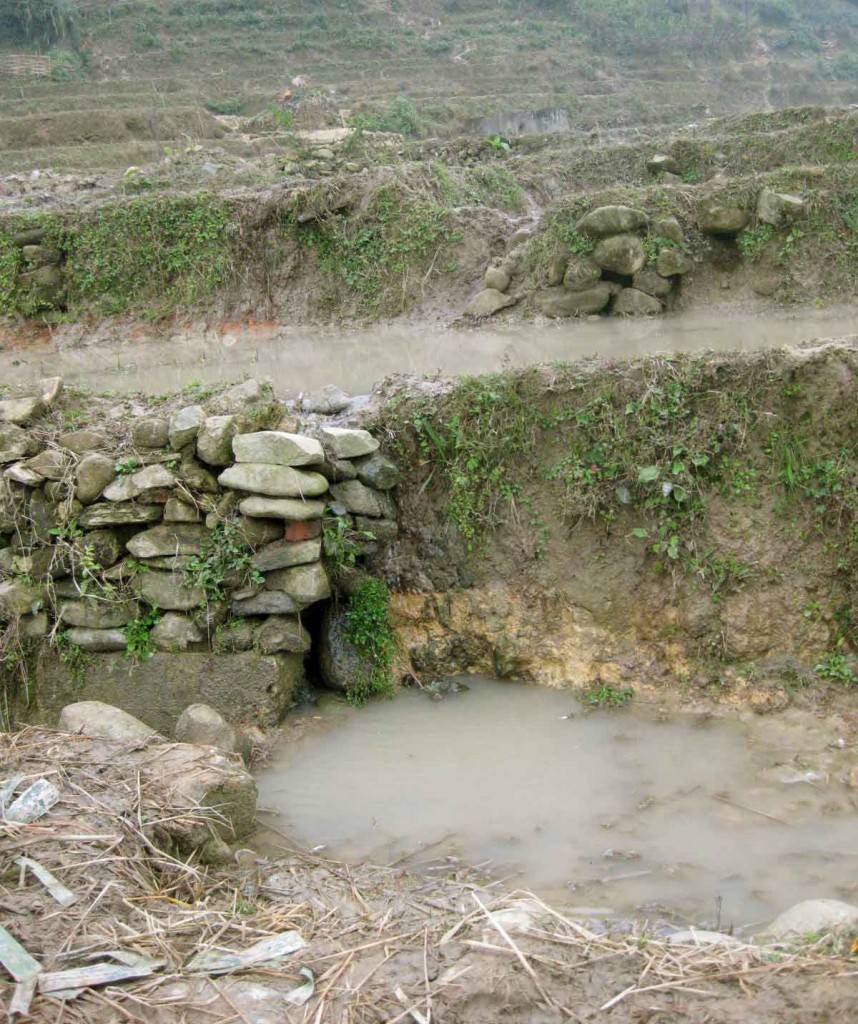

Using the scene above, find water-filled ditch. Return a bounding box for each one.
[255,678,856,932]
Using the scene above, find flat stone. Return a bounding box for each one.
[164,495,201,522]
[20,450,67,481]
[263,562,331,605]
[697,199,750,234]
[762,899,858,940]
[75,453,116,505]
[132,417,170,449]
[484,266,511,292]
[4,462,43,486]
[39,375,63,406]
[231,591,304,616]
[284,519,323,541]
[169,406,205,450]
[79,503,163,527]
[134,572,206,611]
[196,416,238,466]
[353,452,401,490]
[65,628,128,652]
[318,426,379,460]
[104,463,176,501]
[251,538,322,572]
[330,480,395,517]
[58,598,139,629]
[300,385,351,415]
[59,430,106,454]
[239,496,326,521]
[23,244,61,266]
[58,701,160,742]
[355,516,399,542]
[134,555,194,571]
[0,579,44,619]
[656,248,691,276]
[463,288,516,318]
[126,524,209,559]
[19,612,49,638]
[613,288,663,316]
[82,529,124,568]
[0,393,45,421]
[0,423,37,464]
[222,379,264,405]
[219,463,328,498]
[232,431,324,467]
[593,234,646,275]
[151,612,205,652]
[174,703,238,752]
[315,458,358,483]
[578,205,648,237]
[535,284,612,318]
[256,616,312,655]
[633,267,673,299]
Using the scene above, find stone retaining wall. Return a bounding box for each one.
[0,378,399,734]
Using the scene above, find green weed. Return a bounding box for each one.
[584,684,635,708]
[124,607,161,662]
[344,580,396,706]
[738,224,774,261]
[185,521,263,601]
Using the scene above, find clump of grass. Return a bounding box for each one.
[344,580,396,706]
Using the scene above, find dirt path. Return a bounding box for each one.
[2,306,857,397]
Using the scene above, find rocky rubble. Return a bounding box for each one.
[0,380,401,733]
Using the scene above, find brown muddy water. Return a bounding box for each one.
[255,678,857,933]
[2,307,856,396]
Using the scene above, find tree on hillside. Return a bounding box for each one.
[0,0,77,47]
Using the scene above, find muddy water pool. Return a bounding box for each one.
[255,678,857,932]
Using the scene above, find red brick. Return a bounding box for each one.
[284,519,322,542]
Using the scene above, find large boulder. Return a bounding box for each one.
[633,267,673,299]
[593,234,646,276]
[656,248,691,277]
[218,463,328,498]
[256,616,312,655]
[463,288,516,318]
[132,417,169,449]
[58,598,138,629]
[232,431,323,467]
[0,397,45,426]
[299,385,351,415]
[757,189,805,227]
[653,216,685,244]
[563,255,602,292]
[0,579,44,620]
[75,453,116,505]
[318,602,375,693]
[697,199,750,234]
[330,480,396,517]
[353,452,401,491]
[17,265,66,310]
[196,416,238,466]
[58,430,106,455]
[169,406,206,450]
[484,266,511,292]
[58,701,161,742]
[174,703,239,753]
[578,205,648,237]
[613,288,663,316]
[534,284,612,318]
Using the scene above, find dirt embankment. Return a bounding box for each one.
[376,341,858,713]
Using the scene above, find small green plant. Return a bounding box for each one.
[643,234,681,265]
[776,227,805,264]
[322,516,375,567]
[56,630,89,687]
[486,135,511,153]
[584,684,635,708]
[814,652,858,686]
[344,580,396,706]
[185,521,262,601]
[115,457,140,475]
[124,608,161,662]
[267,105,295,130]
[738,224,774,261]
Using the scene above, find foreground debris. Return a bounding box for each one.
[1,728,855,1022]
